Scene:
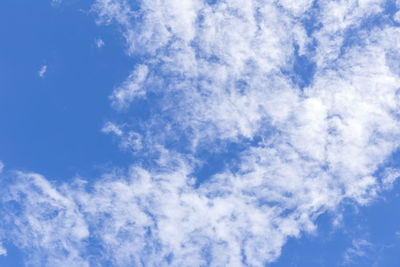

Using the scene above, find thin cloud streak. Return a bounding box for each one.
[38,65,47,78]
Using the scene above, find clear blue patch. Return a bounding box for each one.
[291,44,316,89]
[0,0,137,182]
[0,243,25,267]
[300,0,322,36]
[191,140,248,186]
[271,182,400,267]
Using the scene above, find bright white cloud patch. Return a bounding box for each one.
[2,0,400,266]
[38,65,47,77]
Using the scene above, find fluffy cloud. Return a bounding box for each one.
[1,0,400,266]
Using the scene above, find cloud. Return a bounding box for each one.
[1,173,89,266]
[102,122,142,151]
[394,11,400,23]
[1,0,400,266]
[110,64,149,109]
[396,231,400,238]
[38,65,47,78]
[0,243,6,257]
[95,38,105,48]
[0,161,3,173]
[51,0,62,7]
[1,157,305,266]
[343,239,373,265]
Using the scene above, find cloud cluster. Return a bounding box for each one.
[1,0,400,266]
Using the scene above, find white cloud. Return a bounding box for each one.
[38,65,47,78]
[51,0,62,7]
[91,0,400,263]
[396,231,400,238]
[95,38,105,48]
[0,161,3,173]
[110,64,149,109]
[0,242,6,256]
[2,0,400,266]
[381,168,400,190]
[102,121,123,136]
[2,158,306,266]
[394,11,400,23]
[278,0,314,16]
[102,122,142,151]
[1,172,89,266]
[343,239,373,265]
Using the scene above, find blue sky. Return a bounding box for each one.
[0,0,135,180]
[1,0,400,266]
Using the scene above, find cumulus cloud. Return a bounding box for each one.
[2,0,400,266]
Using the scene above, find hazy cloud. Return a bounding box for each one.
[95,38,105,48]
[38,65,47,78]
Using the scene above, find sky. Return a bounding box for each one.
[0,0,400,266]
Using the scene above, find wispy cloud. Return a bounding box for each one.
[95,38,104,48]
[396,231,400,238]
[110,64,148,109]
[0,242,6,257]
[1,0,400,266]
[394,11,400,23]
[38,65,47,78]
[102,122,142,151]
[51,0,62,7]
[343,239,373,265]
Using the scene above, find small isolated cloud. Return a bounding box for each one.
[51,0,62,7]
[0,161,3,173]
[0,242,7,256]
[395,231,400,238]
[96,38,105,48]
[343,239,373,265]
[38,65,47,78]
[102,122,123,136]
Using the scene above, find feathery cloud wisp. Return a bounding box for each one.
[38,65,47,78]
